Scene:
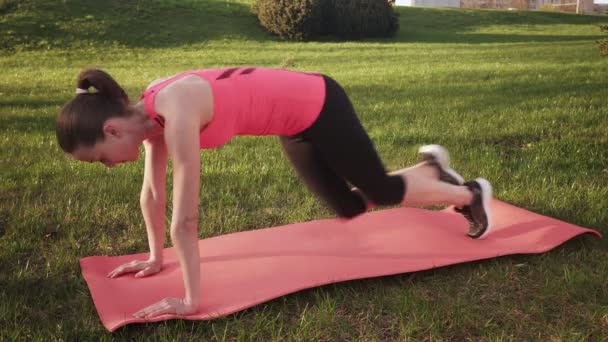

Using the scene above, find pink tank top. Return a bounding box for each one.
[140,67,326,149]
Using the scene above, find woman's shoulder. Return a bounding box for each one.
[146,70,196,90]
[146,76,171,90]
[155,74,210,98]
[153,74,214,126]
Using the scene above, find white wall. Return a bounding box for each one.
[415,0,461,6]
[395,0,414,5]
[396,0,460,6]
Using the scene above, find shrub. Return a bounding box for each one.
[327,0,399,39]
[251,0,324,41]
[251,0,399,41]
[0,0,19,13]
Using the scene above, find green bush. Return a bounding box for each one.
[251,0,399,41]
[0,0,20,13]
[327,0,399,39]
[251,0,324,41]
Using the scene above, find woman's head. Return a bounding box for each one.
[56,69,143,167]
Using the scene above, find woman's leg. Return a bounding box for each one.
[279,135,367,218]
[390,162,472,207]
[304,76,471,208]
[353,145,469,207]
[302,75,492,236]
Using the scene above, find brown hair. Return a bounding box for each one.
[55,69,131,153]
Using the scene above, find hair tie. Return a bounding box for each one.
[75,88,89,94]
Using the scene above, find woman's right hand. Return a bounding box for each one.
[107,259,162,279]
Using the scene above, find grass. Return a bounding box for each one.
[1,0,608,340]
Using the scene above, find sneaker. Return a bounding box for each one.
[456,178,493,239]
[418,144,465,186]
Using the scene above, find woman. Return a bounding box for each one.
[56,67,492,319]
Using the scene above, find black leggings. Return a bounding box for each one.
[280,75,406,218]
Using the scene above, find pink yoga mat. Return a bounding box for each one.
[80,199,601,331]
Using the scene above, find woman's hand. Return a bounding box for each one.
[133,297,198,318]
[107,259,162,278]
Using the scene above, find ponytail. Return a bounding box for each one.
[76,69,129,102]
[56,69,132,153]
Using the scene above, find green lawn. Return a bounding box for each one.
[1,0,607,340]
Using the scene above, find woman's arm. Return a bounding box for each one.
[165,116,201,311]
[140,136,168,264]
[134,77,209,317]
[107,131,168,279]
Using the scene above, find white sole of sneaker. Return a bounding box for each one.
[474,177,493,239]
[418,144,465,185]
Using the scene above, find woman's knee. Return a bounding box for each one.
[362,175,406,206]
[329,193,367,219]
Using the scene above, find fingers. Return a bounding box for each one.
[107,263,133,278]
[135,265,158,278]
[133,298,197,318]
[107,260,144,278]
[133,298,178,318]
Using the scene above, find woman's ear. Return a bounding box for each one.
[102,120,122,138]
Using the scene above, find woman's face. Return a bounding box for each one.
[71,119,141,168]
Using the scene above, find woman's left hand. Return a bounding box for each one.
[133,297,198,318]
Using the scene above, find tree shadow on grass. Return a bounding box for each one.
[344,70,606,113]
[3,1,608,51]
[0,85,63,134]
[0,113,56,134]
[0,0,270,51]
